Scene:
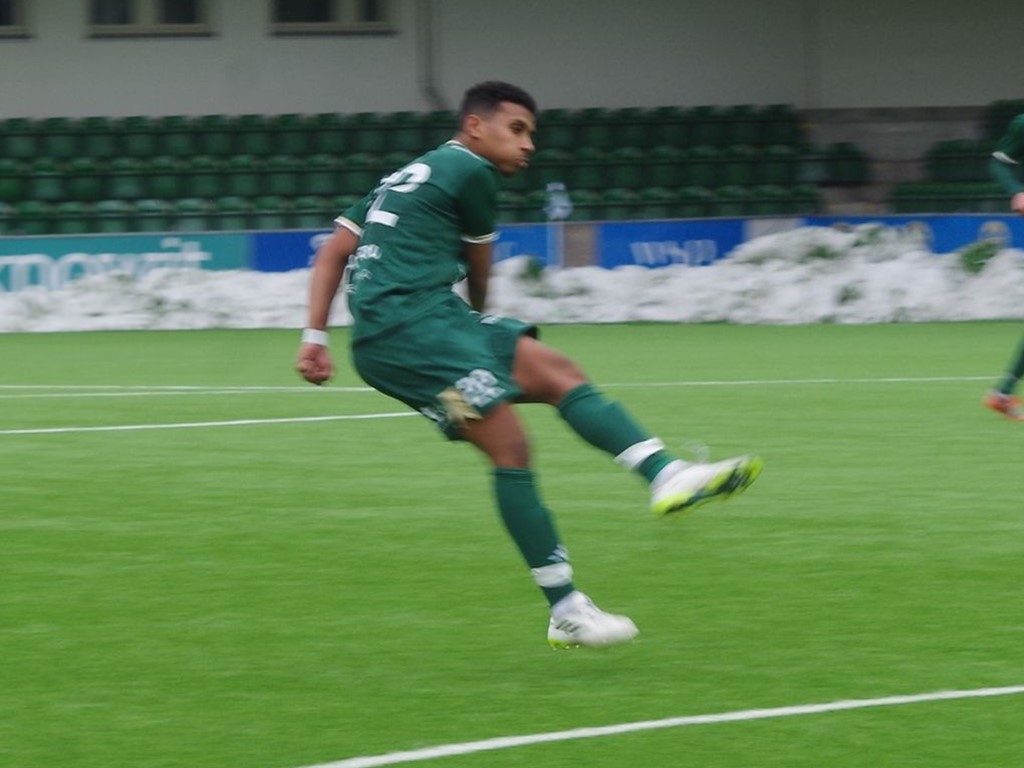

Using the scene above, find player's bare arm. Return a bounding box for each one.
[296,226,359,384]
[463,241,493,312]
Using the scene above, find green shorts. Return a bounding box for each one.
[350,303,538,440]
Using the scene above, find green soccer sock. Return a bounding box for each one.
[557,383,676,483]
[996,334,1024,395]
[493,467,576,607]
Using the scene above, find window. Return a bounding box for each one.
[0,0,29,37]
[271,0,392,35]
[88,0,210,37]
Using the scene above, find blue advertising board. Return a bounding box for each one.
[5,213,1024,294]
[596,219,748,268]
[810,214,1024,253]
[250,230,332,273]
[0,233,248,292]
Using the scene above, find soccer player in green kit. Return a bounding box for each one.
[985,113,1024,421]
[296,81,762,648]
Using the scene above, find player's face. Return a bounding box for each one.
[472,102,536,176]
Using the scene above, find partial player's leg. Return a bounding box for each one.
[459,404,638,648]
[512,335,762,515]
[983,331,1024,421]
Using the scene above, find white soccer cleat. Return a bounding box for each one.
[650,455,763,516]
[547,591,639,649]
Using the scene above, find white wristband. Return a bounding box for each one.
[301,328,330,346]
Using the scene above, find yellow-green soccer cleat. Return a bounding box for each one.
[650,455,763,516]
[547,592,639,649]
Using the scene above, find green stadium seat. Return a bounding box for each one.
[567,188,601,221]
[760,104,802,146]
[309,113,349,155]
[145,156,185,199]
[677,186,713,218]
[336,153,379,195]
[67,157,105,202]
[598,187,640,220]
[330,194,362,216]
[724,105,759,146]
[649,106,689,146]
[224,154,263,197]
[424,110,457,147]
[685,145,720,188]
[388,111,428,153]
[233,114,274,156]
[105,157,146,200]
[757,144,798,185]
[720,144,757,186]
[300,153,340,196]
[118,116,157,158]
[292,195,332,229]
[264,154,302,197]
[537,108,578,151]
[28,158,67,202]
[155,115,198,157]
[39,117,79,159]
[172,197,213,231]
[611,107,654,148]
[269,113,313,156]
[0,117,38,160]
[495,190,525,224]
[748,184,790,216]
[251,195,294,229]
[52,201,93,234]
[348,112,389,154]
[79,116,119,159]
[14,200,55,235]
[688,106,727,147]
[195,114,233,156]
[607,146,646,189]
[519,189,549,223]
[212,195,253,230]
[134,198,174,231]
[0,158,26,203]
[646,145,687,188]
[708,185,749,217]
[636,186,677,220]
[566,147,608,190]
[380,150,416,175]
[530,148,573,187]
[788,184,821,214]
[0,202,14,235]
[93,199,136,233]
[576,107,615,149]
[184,155,224,198]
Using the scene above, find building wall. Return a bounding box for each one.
[0,0,1018,119]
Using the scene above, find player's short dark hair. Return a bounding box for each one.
[459,81,537,121]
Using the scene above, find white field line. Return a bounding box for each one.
[0,412,415,435]
[293,684,1024,768]
[0,375,992,436]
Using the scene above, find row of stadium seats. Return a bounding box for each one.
[0,104,807,161]
[0,185,823,236]
[887,182,1007,214]
[0,143,866,207]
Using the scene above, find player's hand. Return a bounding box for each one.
[296,343,334,385]
[1011,192,1024,215]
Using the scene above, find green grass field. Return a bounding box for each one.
[2,323,1023,768]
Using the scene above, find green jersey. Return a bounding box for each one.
[991,114,1024,194]
[336,140,501,343]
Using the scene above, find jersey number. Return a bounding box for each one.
[366,162,432,227]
